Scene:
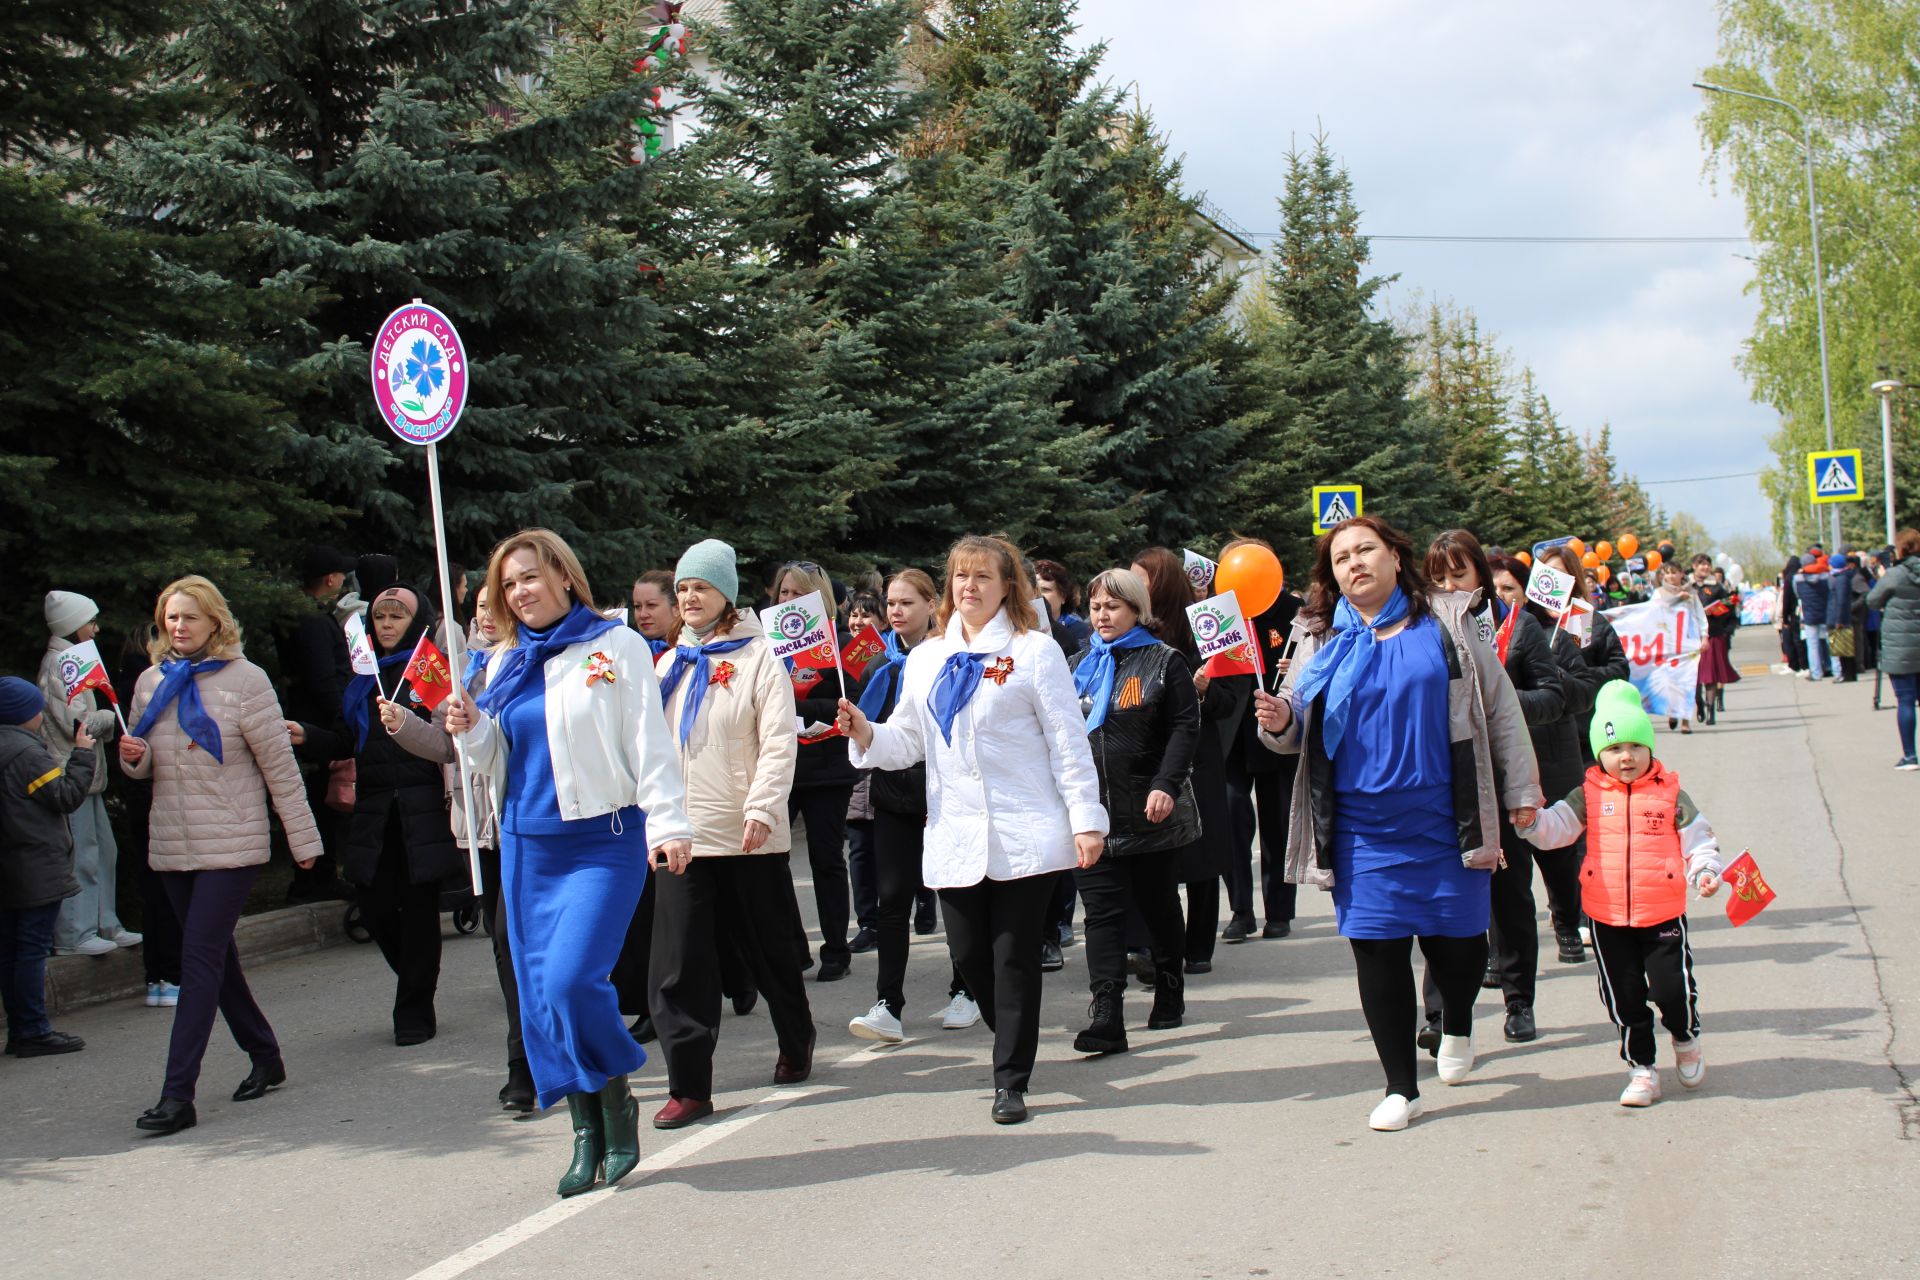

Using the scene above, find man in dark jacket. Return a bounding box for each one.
[1219,593,1303,941]
[276,545,357,903]
[0,676,94,1056]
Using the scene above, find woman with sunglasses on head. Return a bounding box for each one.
[837,536,1107,1124]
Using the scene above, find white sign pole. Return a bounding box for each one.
[426,441,484,898]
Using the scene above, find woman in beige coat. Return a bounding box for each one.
[119,576,322,1136]
[646,538,813,1130]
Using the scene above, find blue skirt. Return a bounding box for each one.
[1330,784,1490,940]
[503,812,649,1110]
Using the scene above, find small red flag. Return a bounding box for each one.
[791,665,825,697]
[1203,640,1262,680]
[791,639,838,672]
[404,635,454,711]
[840,625,886,680]
[1723,850,1775,927]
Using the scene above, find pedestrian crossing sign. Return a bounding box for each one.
[1312,484,1364,535]
[1806,449,1864,505]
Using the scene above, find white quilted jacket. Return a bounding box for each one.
[123,656,323,871]
[850,609,1107,888]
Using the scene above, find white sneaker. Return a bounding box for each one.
[1620,1067,1662,1107]
[108,929,143,948]
[145,982,164,1008]
[156,981,179,1007]
[937,993,981,1030]
[1368,1093,1424,1131]
[1673,1035,1706,1088]
[1436,1033,1475,1084]
[59,937,118,957]
[848,1001,904,1044]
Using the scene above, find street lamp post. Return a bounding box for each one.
[1872,379,1902,546]
[1695,81,1840,548]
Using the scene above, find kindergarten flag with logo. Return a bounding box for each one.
[57,639,117,705]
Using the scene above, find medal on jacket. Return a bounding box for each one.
[709,661,735,688]
[584,651,617,686]
[983,656,1015,685]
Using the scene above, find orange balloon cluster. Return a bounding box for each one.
[1216,544,1284,615]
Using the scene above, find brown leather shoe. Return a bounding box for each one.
[773,1028,817,1085]
[651,1096,713,1130]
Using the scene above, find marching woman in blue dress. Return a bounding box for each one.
[446,529,692,1198]
[1254,517,1540,1132]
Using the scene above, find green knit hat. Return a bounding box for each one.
[1590,680,1655,758]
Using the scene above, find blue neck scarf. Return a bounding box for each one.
[929,651,990,745]
[133,658,231,762]
[645,636,670,660]
[343,649,415,752]
[467,647,493,682]
[657,635,756,746]
[855,630,911,723]
[1072,625,1159,732]
[1291,586,1412,759]
[475,603,623,718]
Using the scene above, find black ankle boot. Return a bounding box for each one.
[1072,980,1128,1055]
[500,1059,536,1112]
[135,1097,197,1135]
[599,1075,641,1186]
[557,1092,605,1198]
[1147,968,1185,1030]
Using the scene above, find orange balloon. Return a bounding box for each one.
[1595,565,1612,584]
[1618,533,1640,559]
[1594,540,1613,561]
[1567,538,1586,558]
[1215,543,1284,616]
[1644,550,1663,572]
[1516,550,1533,566]
[1581,550,1600,569]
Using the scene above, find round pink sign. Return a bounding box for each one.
[370,301,468,445]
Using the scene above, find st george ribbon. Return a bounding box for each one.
[371,300,484,895]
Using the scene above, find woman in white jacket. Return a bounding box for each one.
[838,535,1108,1125]
[446,529,692,1199]
[646,538,815,1130]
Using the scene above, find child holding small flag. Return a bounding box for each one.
[37,590,137,957]
[1519,681,1724,1107]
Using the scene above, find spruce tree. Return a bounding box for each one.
[1411,303,1524,546]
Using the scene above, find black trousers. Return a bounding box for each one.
[360,811,442,1040]
[848,817,878,930]
[1591,915,1700,1067]
[610,875,655,1016]
[1487,837,1539,1010]
[940,872,1060,1092]
[1534,842,1584,938]
[1077,851,1183,990]
[649,854,816,1100]
[1047,870,1078,933]
[789,786,853,966]
[1353,933,1486,1100]
[1183,875,1220,963]
[872,808,967,1016]
[1223,762,1300,923]
[477,845,524,1068]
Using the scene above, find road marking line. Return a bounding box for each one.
[406,1086,821,1280]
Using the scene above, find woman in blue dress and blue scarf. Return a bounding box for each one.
[1254,517,1540,1133]
[446,529,692,1197]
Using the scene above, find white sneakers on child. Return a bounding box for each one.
[936,993,981,1030]
[1673,1034,1706,1088]
[848,1001,905,1044]
[1368,1093,1423,1131]
[1620,1067,1662,1107]
[1436,1033,1474,1084]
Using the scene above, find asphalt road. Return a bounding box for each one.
[4,628,1915,1278]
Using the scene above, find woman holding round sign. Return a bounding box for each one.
[1252,517,1540,1132]
[445,529,693,1198]
[835,535,1107,1125]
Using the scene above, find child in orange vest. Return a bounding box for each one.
[1520,680,1723,1107]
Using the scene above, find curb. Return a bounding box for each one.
[45,901,351,1016]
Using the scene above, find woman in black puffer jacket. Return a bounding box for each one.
[1067,568,1201,1055]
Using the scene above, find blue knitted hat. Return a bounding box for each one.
[674,538,739,603]
[0,676,46,725]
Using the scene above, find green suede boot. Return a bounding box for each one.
[557,1092,605,1198]
[599,1075,642,1186]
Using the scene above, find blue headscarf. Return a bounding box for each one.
[1290,586,1412,759]
[855,629,910,723]
[657,634,756,746]
[929,651,989,746]
[475,603,623,718]
[133,658,231,761]
[1072,624,1159,732]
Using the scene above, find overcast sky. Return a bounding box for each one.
[1073,0,1780,548]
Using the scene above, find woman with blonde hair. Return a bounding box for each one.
[837,536,1107,1124]
[119,576,322,1136]
[446,529,692,1197]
